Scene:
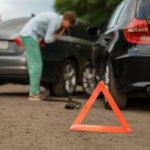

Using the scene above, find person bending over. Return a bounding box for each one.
[20,11,76,101]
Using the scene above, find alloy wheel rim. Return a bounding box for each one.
[63,64,76,94]
[82,67,95,95]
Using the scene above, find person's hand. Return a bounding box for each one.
[54,28,66,40]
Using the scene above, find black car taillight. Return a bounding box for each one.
[14,37,23,47]
[124,18,150,44]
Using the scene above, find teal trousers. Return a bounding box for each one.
[21,36,43,95]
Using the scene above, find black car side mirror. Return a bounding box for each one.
[87,27,100,36]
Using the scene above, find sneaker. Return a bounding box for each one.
[28,93,45,101]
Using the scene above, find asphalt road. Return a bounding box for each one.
[0,84,150,150]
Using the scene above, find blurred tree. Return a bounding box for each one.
[55,0,122,29]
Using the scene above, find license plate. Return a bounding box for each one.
[0,41,9,50]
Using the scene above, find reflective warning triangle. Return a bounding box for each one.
[70,81,132,133]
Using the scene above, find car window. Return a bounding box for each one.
[107,2,126,30]
[69,21,89,40]
[0,0,55,22]
[136,0,150,19]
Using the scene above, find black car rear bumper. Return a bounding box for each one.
[114,54,150,96]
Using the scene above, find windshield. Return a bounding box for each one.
[136,0,150,20]
[0,0,55,22]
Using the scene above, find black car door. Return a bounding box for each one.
[69,21,94,73]
[41,29,72,82]
[103,1,127,54]
[93,1,127,77]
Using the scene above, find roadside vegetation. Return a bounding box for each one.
[55,0,122,28]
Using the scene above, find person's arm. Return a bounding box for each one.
[41,27,65,47]
[54,28,66,40]
[44,19,57,43]
[44,16,66,43]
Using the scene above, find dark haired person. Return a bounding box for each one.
[20,11,76,101]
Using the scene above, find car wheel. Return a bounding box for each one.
[103,61,127,109]
[52,60,77,96]
[82,65,96,95]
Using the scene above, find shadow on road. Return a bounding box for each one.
[0,92,28,96]
[126,98,150,111]
[0,91,83,104]
[0,92,150,111]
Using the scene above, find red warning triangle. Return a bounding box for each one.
[70,81,132,133]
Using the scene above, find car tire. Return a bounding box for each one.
[52,60,77,96]
[103,61,127,109]
[82,65,96,96]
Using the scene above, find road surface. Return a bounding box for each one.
[0,84,150,150]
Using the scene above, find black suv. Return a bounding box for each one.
[0,17,97,96]
[92,0,150,109]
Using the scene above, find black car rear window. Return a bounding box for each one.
[136,0,150,19]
